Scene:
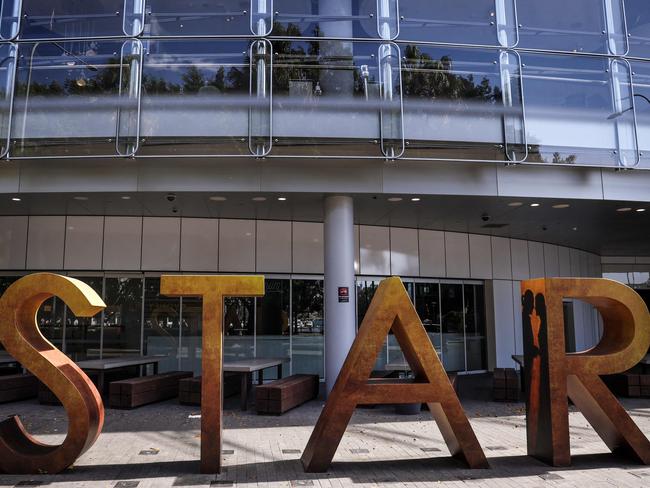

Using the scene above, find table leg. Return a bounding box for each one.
[153,362,158,375]
[240,373,249,411]
[258,369,264,386]
[277,364,282,379]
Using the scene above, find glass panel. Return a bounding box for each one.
[495,0,518,48]
[610,59,637,167]
[398,0,500,46]
[464,284,486,371]
[272,40,386,157]
[37,297,64,348]
[11,40,142,158]
[441,283,465,372]
[604,0,628,55]
[21,0,129,39]
[1,0,21,40]
[249,39,272,156]
[626,0,650,59]
[414,282,441,358]
[251,0,273,36]
[517,0,609,54]
[0,275,17,295]
[272,0,378,38]
[0,43,16,158]
[500,50,526,162]
[180,296,202,375]
[103,277,142,359]
[139,39,267,157]
[522,53,637,167]
[65,277,103,361]
[124,0,145,36]
[378,42,403,159]
[291,279,323,378]
[377,0,398,40]
[255,279,290,379]
[632,61,650,168]
[143,277,179,372]
[356,279,386,370]
[224,297,254,360]
[386,281,413,365]
[116,40,142,156]
[401,45,506,161]
[145,0,250,37]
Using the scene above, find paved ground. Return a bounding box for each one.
[0,380,649,487]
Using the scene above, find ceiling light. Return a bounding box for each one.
[530,203,540,207]
[552,204,570,209]
[637,208,647,213]
[121,196,131,200]
[572,227,578,231]
[277,197,287,201]
[507,202,523,207]
[387,197,403,202]
[411,197,421,202]
[252,197,267,202]
[11,197,21,202]
[617,207,632,212]
[209,196,227,202]
[73,196,88,201]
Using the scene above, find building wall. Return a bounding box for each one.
[0,215,603,370]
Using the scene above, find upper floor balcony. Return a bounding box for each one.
[0,1,647,169]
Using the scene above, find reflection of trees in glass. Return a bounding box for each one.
[16,55,130,96]
[401,45,502,104]
[143,59,248,95]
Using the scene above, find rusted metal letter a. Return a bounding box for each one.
[301,277,488,472]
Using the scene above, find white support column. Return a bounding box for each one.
[324,195,356,396]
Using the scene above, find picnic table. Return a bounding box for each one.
[77,355,167,394]
[223,357,290,410]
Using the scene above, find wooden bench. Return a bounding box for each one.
[0,374,37,403]
[178,373,241,405]
[110,371,193,409]
[604,373,650,398]
[493,368,519,402]
[255,374,319,415]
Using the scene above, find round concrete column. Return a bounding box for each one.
[324,195,356,396]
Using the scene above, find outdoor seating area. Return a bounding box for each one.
[178,373,241,406]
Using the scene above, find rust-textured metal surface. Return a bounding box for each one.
[521,278,650,467]
[161,275,264,474]
[0,273,106,474]
[301,277,488,472]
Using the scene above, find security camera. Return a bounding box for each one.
[166,193,176,202]
[481,213,491,222]
[172,207,179,214]
[542,225,548,231]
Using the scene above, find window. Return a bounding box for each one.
[292,279,324,378]
[64,276,103,361]
[255,279,290,379]
[143,277,179,372]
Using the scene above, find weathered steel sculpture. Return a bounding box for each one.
[301,276,488,472]
[161,275,265,473]
[522,278,650,466]
[0,274,106,474]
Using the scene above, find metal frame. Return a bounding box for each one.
[500,49,528,163]
[0,0,22,41]
[378,41,405,160]
[0,42,16,158]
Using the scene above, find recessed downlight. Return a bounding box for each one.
[121,196,131,200]
[617,207,633,212]
[530,203,541,207]
[387,197,403,202]
[637,208,647,213]
[411,197,421,202]
[507,202,523,207]
[277,197,287,201]
[11,197,21,202]
[552,204,570,209]
[252,196,267,202]
[209,196,227,202]
[73,196,88,201]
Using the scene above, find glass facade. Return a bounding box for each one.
[0,273,487,379]
[0,0,646,168]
